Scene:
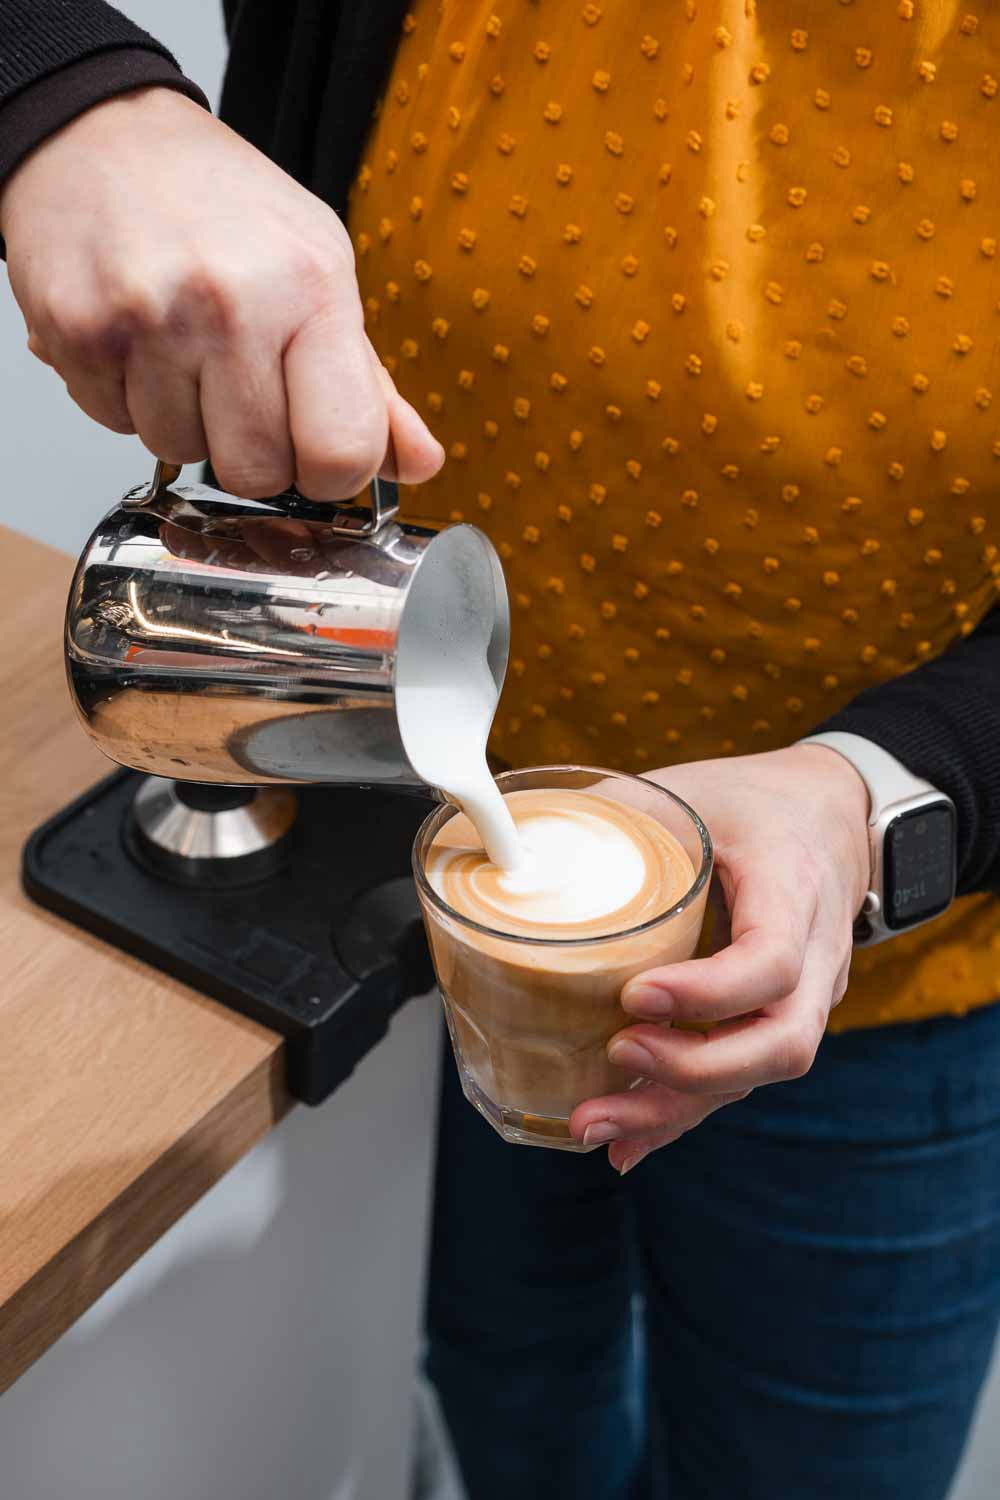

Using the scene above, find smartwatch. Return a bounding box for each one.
[798,731,957,946]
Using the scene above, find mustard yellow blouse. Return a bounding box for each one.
[349,0,1000,1031]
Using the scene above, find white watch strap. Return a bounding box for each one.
[798,731,936,825]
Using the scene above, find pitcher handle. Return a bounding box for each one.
[123,456,400,538]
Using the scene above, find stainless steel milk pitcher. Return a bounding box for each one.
[66,459,510,787]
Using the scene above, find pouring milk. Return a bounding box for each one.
[394,527,523,871]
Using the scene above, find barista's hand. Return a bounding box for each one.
[0,88,444,500]
[570,744,871,1173]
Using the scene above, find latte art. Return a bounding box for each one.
[426,788,696,940]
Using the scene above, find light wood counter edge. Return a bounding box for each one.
[0,1051,291,1394]
[0,524,292,1394]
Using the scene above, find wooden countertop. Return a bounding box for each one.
[0,525,290,1394]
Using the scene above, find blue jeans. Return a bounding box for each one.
[424,1002,1000,1500]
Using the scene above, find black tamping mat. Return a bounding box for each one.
[21,771,436,1104]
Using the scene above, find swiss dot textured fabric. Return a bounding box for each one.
[349,0,1000,1031]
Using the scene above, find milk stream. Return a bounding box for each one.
[400,681,523,870]
[393,531,523,870]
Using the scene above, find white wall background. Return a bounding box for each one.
[0,4,997,1497]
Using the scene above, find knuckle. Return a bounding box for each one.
[41,287,104,351]
[781,1022,819,1080]
[664,1050,710,1093]
[162,265,239,344]
[106,273,165,333]
[296,236,354,287]
[178,244,354,345]
[299,212,358,279]
[768,942,803,997]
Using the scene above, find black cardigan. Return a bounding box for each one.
[1,0,998,898]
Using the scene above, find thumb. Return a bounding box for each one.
[367,340,445,483]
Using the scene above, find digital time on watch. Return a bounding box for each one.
[798,731,957,947]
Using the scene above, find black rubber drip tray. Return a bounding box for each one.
[22,772,435,1104]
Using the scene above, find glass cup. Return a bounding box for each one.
[412,766,713,1151]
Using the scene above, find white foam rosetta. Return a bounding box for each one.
[426,788,696,940]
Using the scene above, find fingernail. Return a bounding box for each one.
[607,1039,655,1073]
[621,981,672,1016]
[618,1150,647,1177]
[583,1120,622,1146]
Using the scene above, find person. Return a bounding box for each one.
[2,4,1000,1497]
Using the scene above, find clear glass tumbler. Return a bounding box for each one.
[413,766,712,1151]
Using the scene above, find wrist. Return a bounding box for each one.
[784,742,872,912]
[0,85,203,237]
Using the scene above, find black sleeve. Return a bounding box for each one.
[0,1,209,190]
[812,606,1000,897]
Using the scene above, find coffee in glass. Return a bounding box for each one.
[413,766,712,1151]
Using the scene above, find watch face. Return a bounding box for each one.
[884,802,956,930]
